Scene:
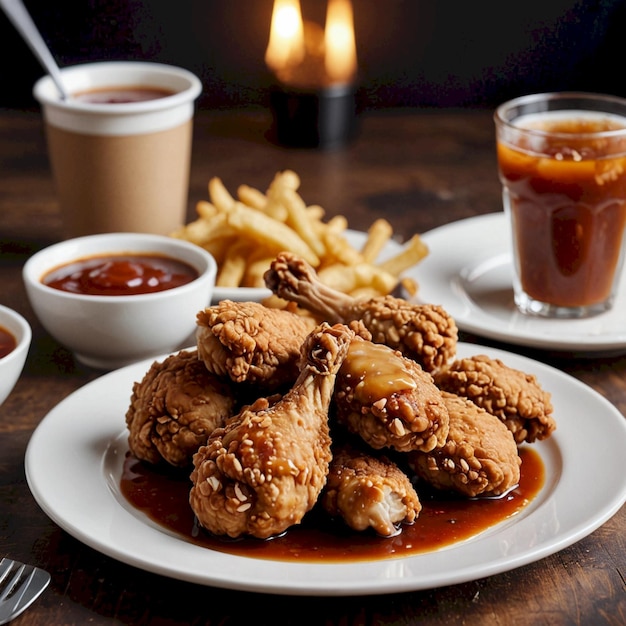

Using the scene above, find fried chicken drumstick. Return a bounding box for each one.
[434,355,555,444]
[333,336,450,452]
[126,350,236,467]
[322,442,421,537]
[407,392,521,498]
[195,299,316,390]
[190,322,355,539]
[264,252,457,373]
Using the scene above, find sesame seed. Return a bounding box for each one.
[207,475,220,491]
[234,483,247,501]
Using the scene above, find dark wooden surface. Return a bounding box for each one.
[1,108,625,625]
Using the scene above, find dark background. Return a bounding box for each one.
[1,0,625,111]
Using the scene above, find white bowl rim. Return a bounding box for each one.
[0,304,32,365]
[22,233,217,303]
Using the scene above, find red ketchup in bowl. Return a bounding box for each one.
[43,254,198,296]
[0,326,16,358]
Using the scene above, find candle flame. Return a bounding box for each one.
[266,0,357,88]
[265,0,305,76]
[324,0,357,84]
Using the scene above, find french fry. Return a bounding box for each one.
[171,170,430,299]
[170,218,209,244]
[196,200,219,220]
[325,214,348,233]
[216,240,249,287]
[282,187,326,257]
[173,216,232,248]
[353,263,398,295]
[208,177,237,212]
[226,201,320,265]
[400,276,419,297]
[318,262,396,295]
[263,174,290,221]
[171,215,228,246]
[349,286,385,300]
[265,171,301,221]
[272,169,300,191]
[361,218,393,263]
[243,255,276,288]
[306,204,325,221]
[317,263,360,293]
[237,184,267,211]
[320,231,363,266]
[200,236,237,266]
[378,234,429,276]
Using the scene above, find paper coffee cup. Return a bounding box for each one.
[33,62,202,238]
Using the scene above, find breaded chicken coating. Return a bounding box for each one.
[333,336,449,452]
[322,443,421,537]
[195,299,317,390]
[126,350,236,467]
[264,252,457,373]
[434,354,555,444]
[189,322,355,539]
[407,392,521,498]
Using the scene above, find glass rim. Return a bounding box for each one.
[494,91,626,139]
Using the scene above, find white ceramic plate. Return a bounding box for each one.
[415,213,626,353]
[25,343,626,596]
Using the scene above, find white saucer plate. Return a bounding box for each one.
[25,343,626,596]
[416,213,626,353]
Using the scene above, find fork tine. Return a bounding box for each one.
[0,562,26,603]
[0,560,13,584]
[0,559,51,625]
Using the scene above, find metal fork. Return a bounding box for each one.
[0,558,51,625]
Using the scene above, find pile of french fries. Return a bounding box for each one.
[171,170,428,300]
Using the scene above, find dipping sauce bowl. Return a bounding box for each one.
[23,233,217,370]
[0,305,32,406]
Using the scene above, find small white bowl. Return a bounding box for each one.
[0,305,32,406]
[23,233,216,370]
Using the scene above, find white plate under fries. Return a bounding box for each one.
[416,213,626,353]
[25,343,626,596]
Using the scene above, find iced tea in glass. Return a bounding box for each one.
[495,92,626,318]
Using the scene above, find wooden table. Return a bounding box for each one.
[1,108,625,625]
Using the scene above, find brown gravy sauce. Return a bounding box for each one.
[341,341,417,402]
[121,447,544,562]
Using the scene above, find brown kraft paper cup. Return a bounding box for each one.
[33,62,202,238]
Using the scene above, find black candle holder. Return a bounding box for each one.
[269,82,356,149]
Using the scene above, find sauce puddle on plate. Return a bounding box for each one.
[121,447,544,562]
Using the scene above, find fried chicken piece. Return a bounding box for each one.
[434,354,555,444]
[333,336,449,452]
[195,299,317,390]
[322,442,421,537]
[407,392,521,498]
[189,322,355,539]
[264,252,457,373]
[126,350,236,467]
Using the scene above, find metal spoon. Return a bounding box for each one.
[0,0,70,100]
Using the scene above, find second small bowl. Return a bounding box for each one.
[0,305,31,406]
[23,233,217,370]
